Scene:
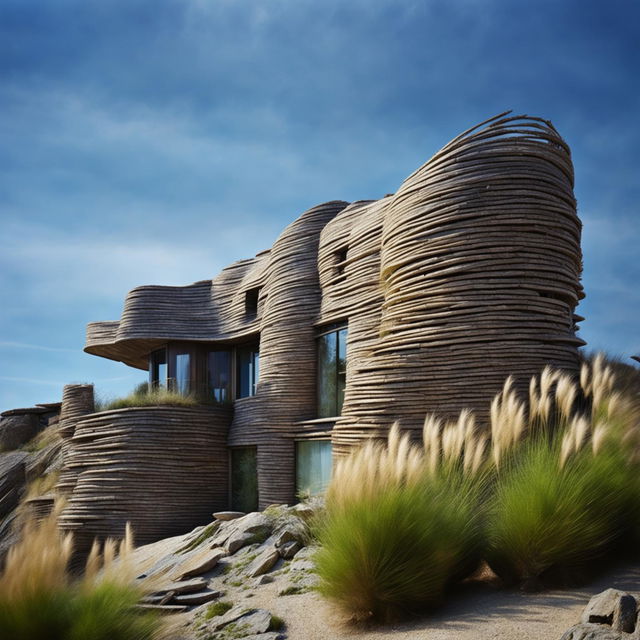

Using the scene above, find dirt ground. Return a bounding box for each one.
[244,561,640,640]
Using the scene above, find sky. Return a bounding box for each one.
[1,0,639,412]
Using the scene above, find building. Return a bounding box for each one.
[56,112,584,549]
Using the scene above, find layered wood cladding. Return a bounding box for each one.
[82,112,584,509]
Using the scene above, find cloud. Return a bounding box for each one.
[0,341,77,353]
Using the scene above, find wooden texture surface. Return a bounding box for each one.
[82,112,583,505]
[57,405,231,552]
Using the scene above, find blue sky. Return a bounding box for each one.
[1,0,639,412]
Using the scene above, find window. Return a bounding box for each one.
[317,323,347,417]
[207,350,232,404]
[245,287,261,318]
[174,351,191,394]
[237,344,260,398]
[149,348,167,388]
[296,440,332,497]
[334,247,348,278]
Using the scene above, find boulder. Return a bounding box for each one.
[218,609,272,635]
[0,413,41,451]
[582,589,629,626]
[171,548,226,580]
[247,548,280,578]
[278,540,301,559]
[221,513,272,554]
[613,594,636,633]
[0,452,28,518]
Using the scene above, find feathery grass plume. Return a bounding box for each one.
[317,424,486,622]
[0,503,164,640]
[486,355,640,589]
[491,376,526,468]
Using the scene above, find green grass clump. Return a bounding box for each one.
[101,383,199,411]
[0,505,163,640]
[204,601,233,619]
[268,614,285,631]
[485,436,632,588]
[316,422,486,622]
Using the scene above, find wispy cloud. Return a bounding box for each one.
[0,341,77,353]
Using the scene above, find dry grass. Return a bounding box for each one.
[318,352,640,619]
[0,502,165,640]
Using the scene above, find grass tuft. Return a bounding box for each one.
[204,600,233,619]
[0,504,163,640]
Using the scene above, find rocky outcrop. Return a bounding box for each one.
[0,403,60,451]
[129,502,321,638]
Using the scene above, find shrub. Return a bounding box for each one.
[316,421,487,622]
[0,504,163,640]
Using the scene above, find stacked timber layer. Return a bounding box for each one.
[230,200,349,507]
[57,406,231,553]
[318,113,584,454]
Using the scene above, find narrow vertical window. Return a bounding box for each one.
[149,348,167,389]
[317,323,347,417]
[174,351,191,395]
[208,350,231,404]
[237,343,260,399]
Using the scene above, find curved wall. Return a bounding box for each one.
[57,405,231,552]
[319,114,583,453]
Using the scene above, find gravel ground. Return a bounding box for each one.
[244,562,640,640]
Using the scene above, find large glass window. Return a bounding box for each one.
[149,348,167,388]
[317,324,347,417]
[208,350,232,404]
[174,351,191,394]
[296,440,332,497]
[237,345,259,398]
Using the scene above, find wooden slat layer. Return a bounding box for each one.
[57,405,231,552]
[316,114,583,455]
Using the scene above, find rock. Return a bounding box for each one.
[0,452,28,518]
[239,634,283,640]
[0,414,41,451]
[210,605,254,631]
[222,513,272,554]
[221,609,272,635]
[247,548,280,578]
[613,594,636,633]
[227,531,261,555]
[254,574,273,586]
[582,589,628,625]
[174,589,221,606]
[154,577,209,595]
[171,548,226,580]
[560,623,622,640]
[278,541,301,559]
[274,525,304,548]
[136,604,189,614]
[214,511,246,521]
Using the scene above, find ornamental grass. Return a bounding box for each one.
[0,503,164,640]
[317,354,640,621]
[315,416,488,622]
